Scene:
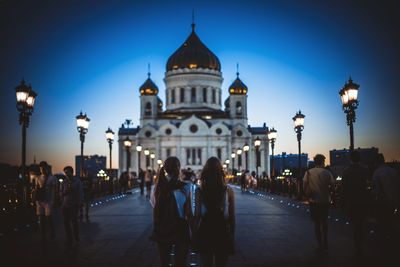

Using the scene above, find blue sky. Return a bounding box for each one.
[1,0,399,173]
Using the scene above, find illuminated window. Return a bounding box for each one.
[236,101,242,115]
[189,64,197,69]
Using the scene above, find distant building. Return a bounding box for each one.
[329,147,379,177]
[271,152,308,176]
[75,155,107,177]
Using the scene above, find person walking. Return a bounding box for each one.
[61,166,84,246]
[139,168,145,195]
[150,157,191,267]
[303,154,335,253]
[372,153,400,244]
[192,157,235,267]
[34,161,57,242]
[145,169,153,198]
[240,171,247,192]
[341,151,369,255]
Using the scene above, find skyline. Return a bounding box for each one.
[1,0,399,173]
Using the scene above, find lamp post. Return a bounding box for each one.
[105,127,114,169]
[230,152,236,175]
[267,127,277,178]
[144,149,150,169]
[157,159,163,168]
[225,159,230,173]
[237,148,243,171]
[243,143,249,171]
[293,110,305,198]
[76,112,90,177]
[123,137,132,174]
[15,80,37,203]
[339,77,359,151]
[254,136,261,177]
[105,127,114,193]
[150,152,155,172]
[136,144,142,176]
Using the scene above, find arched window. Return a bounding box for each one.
[171,89,175,104]
[203,88,207,102]
[236,101,242,115]
[180,88,185,103]
[145,102,152,116]
[191,87,196,103]
[212,88,216,103]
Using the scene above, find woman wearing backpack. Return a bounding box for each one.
[150,157,191,267]
[192,157,236,267]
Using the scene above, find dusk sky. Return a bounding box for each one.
[1,0,399,173]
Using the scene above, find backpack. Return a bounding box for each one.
[151,181,188,243]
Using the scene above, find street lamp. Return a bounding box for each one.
[157,159,163,168]
[339,77,359,151]
[243,143,249,171]
[76,111,90,177]
[15,80,37,202]
[136,143,142,176]
[123,137,132,173]
[144,149,150,169]
[237,148,243,171]
[225,159,230,173]
[150,152,155,171]
[267,127,277,178]
[293,110,305,198]
[105,127,114,169]
[230,152,236,174]
[254,136,261,177]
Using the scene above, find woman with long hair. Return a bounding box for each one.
[150,157,191,267]
[193,157,235,267]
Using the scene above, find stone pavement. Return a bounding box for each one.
[1,187,398,267]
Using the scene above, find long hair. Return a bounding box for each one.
[154,157,181,216]
[200,157,226,209]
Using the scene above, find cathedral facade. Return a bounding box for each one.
[118,24,270,175]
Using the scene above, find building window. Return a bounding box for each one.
[166,148,171,158]
[218,91,221,105]
[215,128,222,135]
[180,88,185,103]
[212,89,216,103]
[217,148,222,160]
[171,89,175,104]
[191,87,196,103]
[145,131,152,137]
[145,102,152,116]
[237,130,243,137]
[198,148,202,165]
[165,128,172,135]
[186,149,191,165]
[190,124,198,133]
[236,101,242,115]
[203,88,207,102]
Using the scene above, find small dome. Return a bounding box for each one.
[229,73,248,95]
[166,25,221,71]
[139,75,158,95]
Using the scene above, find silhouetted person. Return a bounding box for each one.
[341,151,369,255]
[303,154,335,252]
[61,166,83,246]
[150,157,191,267]
[192,157,235,267]
[80,174,93,221]
[34,161,57,242]
[372,153,400,243]
[139,168,145,195]
[240,171,247,192]
[145,169,153,198]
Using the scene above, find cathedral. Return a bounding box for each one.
[118,23,270,175]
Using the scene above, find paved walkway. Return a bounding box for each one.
[1,187,397,267]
